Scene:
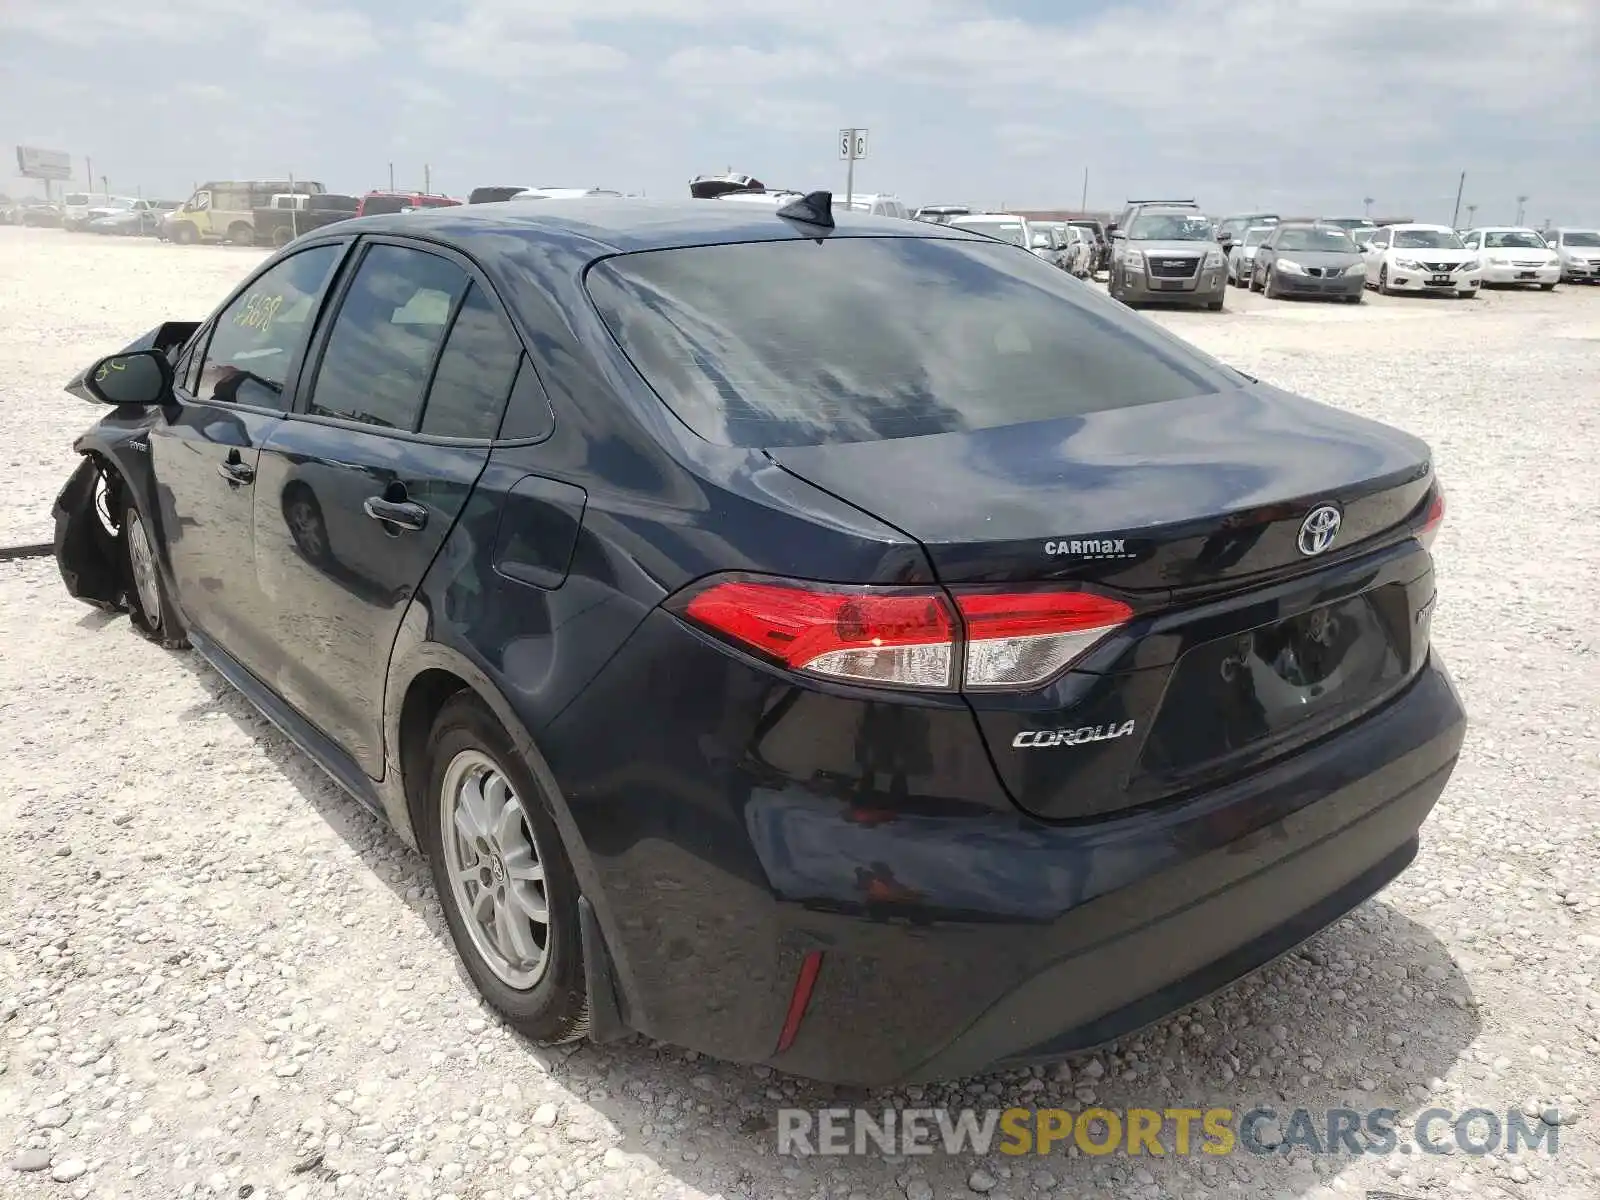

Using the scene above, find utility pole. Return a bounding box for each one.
[388,162,396,192]
[1515,194,1529,225]
[1363,196,1374,218]
[1449,171,1466,229]
[838,127,868,210]
[100,175,109,200]
[1080,167,1088,212]
[1465,203,1477,228]
[424,164,431,195]
[86,156,93,192]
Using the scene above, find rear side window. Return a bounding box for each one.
[419,284,522,439]
[308,244,465,429]
[586,237,1234,447]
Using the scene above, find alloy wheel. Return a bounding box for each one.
[125,509,162,628]
[439,749,551,989]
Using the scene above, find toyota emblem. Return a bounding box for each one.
[1297,504,1342,557]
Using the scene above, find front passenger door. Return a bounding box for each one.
[252,240,524,774]
[150,242,347,667]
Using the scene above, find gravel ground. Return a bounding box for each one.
[2,227,1598,1200]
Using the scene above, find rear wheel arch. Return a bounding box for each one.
[386,647,637,1025]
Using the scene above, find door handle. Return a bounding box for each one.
[216,460,254,485]
[363,497,428,531]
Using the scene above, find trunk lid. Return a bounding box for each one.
[768,384,1439,822]
[766,383,1433,592]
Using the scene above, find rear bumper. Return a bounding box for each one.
[547,613,1467,1085]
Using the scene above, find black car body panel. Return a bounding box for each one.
[51,199,1466,1084]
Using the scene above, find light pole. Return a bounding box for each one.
[1515,194,1529,225]
[1363,196,1374,218]
[1465,203,1477,229]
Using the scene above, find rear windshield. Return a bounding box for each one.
[585,237,1237,447]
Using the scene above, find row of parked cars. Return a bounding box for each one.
[1,182,633,247]
[1224,214,1600,297]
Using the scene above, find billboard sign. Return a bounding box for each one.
[16,146,73,181]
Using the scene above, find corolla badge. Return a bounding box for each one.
[1297,504,1342,557]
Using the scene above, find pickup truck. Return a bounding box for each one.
[251,193,360,247]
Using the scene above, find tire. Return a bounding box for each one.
[1262,266,1278,298]
[1206,298,1224,311]
[272,226,294,248]
[227,222,254,245]
[121,500,189,649]
[171,222,198,245]
[1540,283,1556,291]
[421,693,589,1043]
[1248,264,1263,292]
[1378,264,1392,296]
[1345,294,1363,304]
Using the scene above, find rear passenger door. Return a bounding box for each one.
[251,238,524,775]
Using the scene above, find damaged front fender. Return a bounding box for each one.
[53,456,127,611]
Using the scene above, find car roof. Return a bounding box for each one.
[1471,225,1537,232]
[1387,223,1453,232]
[327,197,979,255]
[951,213,1023,222]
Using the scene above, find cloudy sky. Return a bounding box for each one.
[2,0,1596,224]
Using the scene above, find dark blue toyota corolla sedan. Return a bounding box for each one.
[53,195,1465,1085]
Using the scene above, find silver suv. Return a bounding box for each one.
[1109,203,1228,310]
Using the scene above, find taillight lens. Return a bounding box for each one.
[1418,483,1445,552]
[683,580,958,689]
[957,591,1133,689]
[676,577,1131,692]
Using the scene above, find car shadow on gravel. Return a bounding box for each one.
[175,653,1480,1199]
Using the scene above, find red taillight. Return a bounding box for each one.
[1418,484,1445,552]
[677,577,1130,692]
[683,580,958,689]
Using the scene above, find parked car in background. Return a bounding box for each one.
[1319,217,1379,240]
[51,196,1461,1087]
[947,213,1031,249]
[1349,226,1381,249]
[912,204,972,225]
[253,193,361,247]
[357,192,462,217]
[1109,206,1227,310]
[1227,225,1274,286]
[1361,224,1481,298]
[714,189,806,207]
[19,201,62,227]
[689,173,766,199]
[1460,227,1559,289]
[468,186,538,204]
[1546,228,1600,282]
[833,194,911,220]
[1067,219,1110,274]
[1249,223,1366,302]
[1059,225,1094,277]
[163,180,327,245]
[512,187,625,201]
[1215,212,1281,255]
[1028,223,1070,269]
[87,200,178,237]
[61,192,99,230]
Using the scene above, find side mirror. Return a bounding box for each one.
[83,349,173,407]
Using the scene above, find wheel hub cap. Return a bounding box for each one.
[440,750,550,990]
[126,512,162,626]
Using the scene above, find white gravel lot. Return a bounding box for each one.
[2,226,1598,1200]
